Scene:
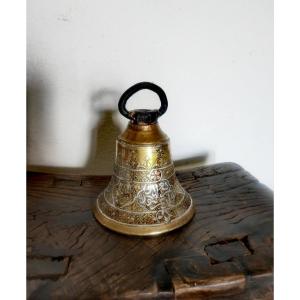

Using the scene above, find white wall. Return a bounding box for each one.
[27,0,273,188]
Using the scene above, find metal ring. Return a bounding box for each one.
[118,82,168,121]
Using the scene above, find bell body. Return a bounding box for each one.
[94,122,195,236]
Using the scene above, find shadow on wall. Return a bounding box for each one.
[27,85,123,175]
[27,71,52,164]
[84,89,122,174]
[27,81,208,175]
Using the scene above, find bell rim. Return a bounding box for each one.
[93,196,195,236]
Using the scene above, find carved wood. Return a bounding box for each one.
[27,162,273,299]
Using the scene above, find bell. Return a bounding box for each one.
[93,82,195,236]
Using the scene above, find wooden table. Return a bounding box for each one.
[27,163,273,299]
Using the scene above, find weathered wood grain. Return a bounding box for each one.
[27,162,273,299]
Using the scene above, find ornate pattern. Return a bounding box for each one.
[97,140,193,226]
[116,140,171,169]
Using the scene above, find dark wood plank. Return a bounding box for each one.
[27,162,273,299]
[28,257,71,279]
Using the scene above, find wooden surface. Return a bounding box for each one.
[27,163,273,299]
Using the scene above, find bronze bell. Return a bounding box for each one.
[93,82,195,236]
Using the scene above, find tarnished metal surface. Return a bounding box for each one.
[94,123,194,236]
[94,82,194,235]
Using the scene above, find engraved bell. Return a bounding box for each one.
[94,82,194,236]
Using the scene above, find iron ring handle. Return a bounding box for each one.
[118,82,168,123]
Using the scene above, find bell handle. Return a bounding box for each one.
[118,82,168,124]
